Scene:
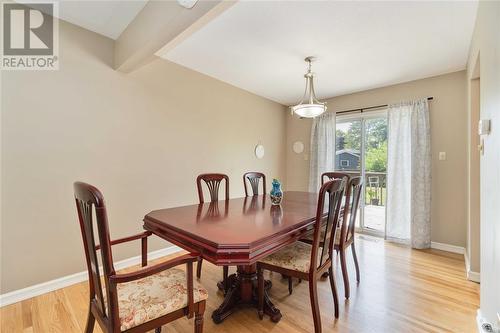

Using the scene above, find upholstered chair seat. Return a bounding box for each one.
[114,268,208,331]
[258,242,323,273]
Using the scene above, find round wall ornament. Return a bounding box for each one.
[292,141,305,154]
[255,144,265,159]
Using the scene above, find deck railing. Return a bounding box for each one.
[334,170,387,206]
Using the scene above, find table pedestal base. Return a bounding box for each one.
[211,265,282,324]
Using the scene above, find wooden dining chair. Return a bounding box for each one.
[335,177,363,299]
[243,172,266,196]
[302,173,362,299]
[196,173,230,283]
[284,172,350,294]
[321,171,350,185]
[196,173,229,204]
[74,182,207,333]
[257,179,346,333]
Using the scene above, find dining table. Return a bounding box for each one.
[143,191,319,324]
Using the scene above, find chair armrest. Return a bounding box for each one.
[95,231,152,250]
[109,253,198,284]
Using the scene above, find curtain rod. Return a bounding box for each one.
[335,97,433,115]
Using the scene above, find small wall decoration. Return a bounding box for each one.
[255,144,265,159]
[292,141,305,154]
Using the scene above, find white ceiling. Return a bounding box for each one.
[159,1,478,105]
[21,0,148,40]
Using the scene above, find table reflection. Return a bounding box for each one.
[196,200,229,222]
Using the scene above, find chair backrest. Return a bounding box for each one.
[339,177,363,246]
[310,178,346,274]
[74,182,115,319]
[321,171,351,185]
[196,173,229,203]
[243,172,266,196]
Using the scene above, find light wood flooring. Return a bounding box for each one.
[0,236,479,333]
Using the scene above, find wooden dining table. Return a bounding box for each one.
[143,191,319,324]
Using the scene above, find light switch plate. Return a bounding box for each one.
[478,119,491,135]
[438,152,446,161]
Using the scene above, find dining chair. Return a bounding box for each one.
[243,172,266,196]
[302,173,363,299]
[321,171,351,185]
[196,173,229,204]
[335,177,363,299]
[196,173,230,285]
[257,179,346,333]
[285,172,350,294]
[74,182,207,333]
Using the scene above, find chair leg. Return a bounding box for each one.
[196,258,203,279]
[257,266,264,319]
[84,307,95,333]
[194,301,206,333]
[223,266,229,291]
[340,248,350,299]
[308,279,322,333]
[328,266,339,318]
[155,327,162,333]
[351,244,360,283]
[288,276,293,295]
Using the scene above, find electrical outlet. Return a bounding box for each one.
[438,152,447,161]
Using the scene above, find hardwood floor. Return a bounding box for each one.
[0,235,479,333]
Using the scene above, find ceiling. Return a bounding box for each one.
[21,0,148,40]
[159,1,478,105]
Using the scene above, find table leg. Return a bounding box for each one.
[211,264,282,324]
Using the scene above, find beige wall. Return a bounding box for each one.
[467,0,500,327]
[286,71,468,247]
[0,20,286,293]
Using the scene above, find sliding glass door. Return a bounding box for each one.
[336,111,388,236]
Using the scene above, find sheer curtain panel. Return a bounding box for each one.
[386,99,431,249]
[309,112,336,192]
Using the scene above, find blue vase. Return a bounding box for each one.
[270,179,283,205]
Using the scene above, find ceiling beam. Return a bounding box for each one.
[114,0,235,73]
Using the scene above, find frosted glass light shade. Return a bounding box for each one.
[291,103,326,118]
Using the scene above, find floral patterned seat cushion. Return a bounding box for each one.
[116,268,208,331]
[259,241,327,273]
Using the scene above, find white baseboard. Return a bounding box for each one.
[430,241,465,254]
[430,242,481,282]
[0,245,182,308]
[467,270,481,283]
[464,252,481,283]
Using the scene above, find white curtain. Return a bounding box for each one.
[309,112,336,192]
[386,99,431,249]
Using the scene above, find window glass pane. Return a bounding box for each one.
[364,117,387,232]
[336,120,361,172]
[336,119,362,228]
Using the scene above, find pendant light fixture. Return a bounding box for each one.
[290,56,327,118]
